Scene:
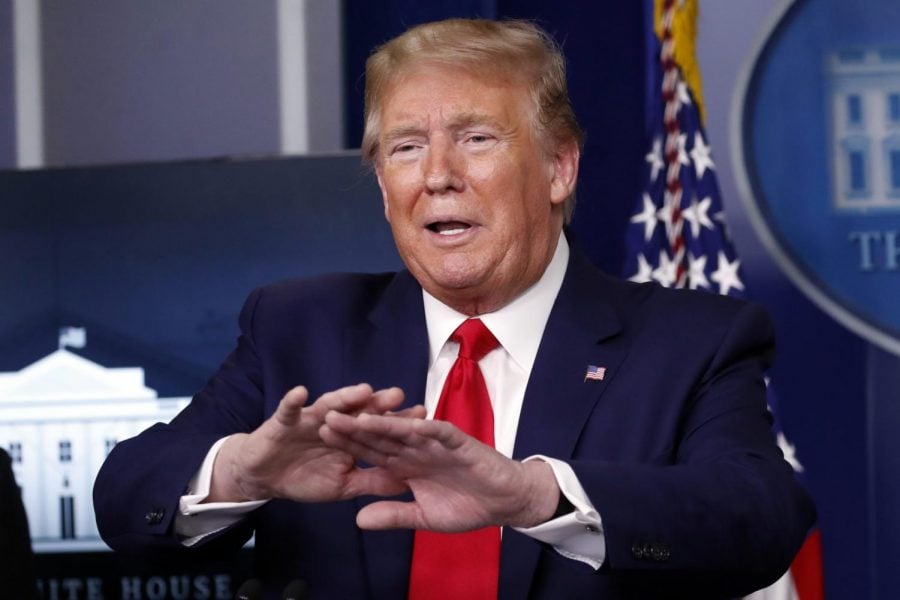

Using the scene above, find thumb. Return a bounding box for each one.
[273,386,310,426]
[356,500,421,531]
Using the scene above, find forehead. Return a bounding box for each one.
[378,65,534,129]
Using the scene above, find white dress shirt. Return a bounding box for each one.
[178,234,606,568]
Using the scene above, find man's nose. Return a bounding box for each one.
[423,138,464,193]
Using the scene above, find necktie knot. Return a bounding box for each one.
[452,319,498,363]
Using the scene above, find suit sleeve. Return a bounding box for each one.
[93,288,269,555]
[568,302,816,596]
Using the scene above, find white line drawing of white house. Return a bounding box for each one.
[0,348,189,552]
[828,48,900,211]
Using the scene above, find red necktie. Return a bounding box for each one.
[408,318,501,600]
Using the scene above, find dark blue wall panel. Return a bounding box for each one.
[0,154,401,396]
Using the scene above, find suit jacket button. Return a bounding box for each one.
[144,508,165,525]
[631,542,646,560]
[650,543,670,562]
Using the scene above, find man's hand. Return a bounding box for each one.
[319,411,561,532]
[207,384,425,503]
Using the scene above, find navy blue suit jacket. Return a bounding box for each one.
[95,246,815,599]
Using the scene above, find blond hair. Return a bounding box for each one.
[362,19,583,216]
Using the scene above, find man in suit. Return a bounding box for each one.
[94,18,815,599]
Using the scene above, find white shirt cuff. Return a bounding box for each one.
[175,436,268,545]
[513,455,606,569]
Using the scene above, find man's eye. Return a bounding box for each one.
[467,134,491,144]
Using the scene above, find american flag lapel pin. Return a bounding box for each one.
[584,365,606,382]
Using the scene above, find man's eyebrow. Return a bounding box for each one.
[382,125,426,142]
[448,112,505,131]
[382,113,508,142]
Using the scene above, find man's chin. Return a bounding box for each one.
[419,273,523,316]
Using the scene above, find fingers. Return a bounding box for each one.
[322,412,443,460]
[344,466,409,499]
[356,500,422,530]
[389,405,428,419]
[319,413,406,466]
[306,384,407,421]
[275,383,408,430]
[327,410,442,439]
[326,410,428,440]
[268,383,418,455]
[321,412,473,483]
[311,383,375,416]
[273,386,310,426]
[327,411,462,451]
[369,387,407,414]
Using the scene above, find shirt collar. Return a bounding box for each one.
[423,234,569,372]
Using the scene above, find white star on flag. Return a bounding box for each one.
[674,132,689,166]
[690,131,715,179]
[681,195,714,239]
[644,137,666,181]
[777,431,805,474]
[657,190,683,244]
[687,253,710,290]
[645,137,664,181]
[710,252,744,296]
[629,253,654,283]
[652,250,678,287]
[631,193,659,242]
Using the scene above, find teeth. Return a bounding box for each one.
[438,227,467,236]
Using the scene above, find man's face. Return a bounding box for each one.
[374,65,579,315]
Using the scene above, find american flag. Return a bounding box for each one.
[584,365,606,382]
[625,2,824,599]
[624,2,744,297]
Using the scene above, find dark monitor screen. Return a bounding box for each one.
[0,153,402,396]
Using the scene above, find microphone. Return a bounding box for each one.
[234,578,263,600]
[282,579,309,600]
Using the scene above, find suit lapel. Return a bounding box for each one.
[500,249,630,600]
[342,270,429,598]
[343,270,429,406]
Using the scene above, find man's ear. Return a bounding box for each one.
[548,140,580,206]
[375,166,391,222]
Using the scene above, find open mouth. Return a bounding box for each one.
[426,221,471,236]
